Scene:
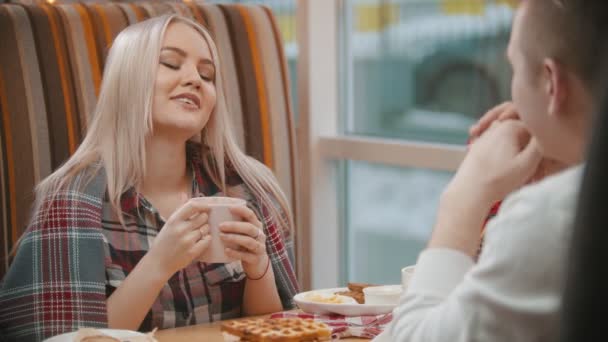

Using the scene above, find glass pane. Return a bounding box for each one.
[342,0,515,144]
[345,161,453,285]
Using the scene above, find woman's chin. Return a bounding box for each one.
[151,121,206,140]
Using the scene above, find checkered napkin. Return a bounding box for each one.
[270,311,393,339]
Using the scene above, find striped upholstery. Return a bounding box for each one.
[0,2,299,280]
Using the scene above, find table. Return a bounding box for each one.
[156,316,370,341]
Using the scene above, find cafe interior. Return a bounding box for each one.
[0,0,605,341]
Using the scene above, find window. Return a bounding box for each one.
[345,162,451,284]
[343,0,513,143]
[213,0,515,289]
[338,0,514,285]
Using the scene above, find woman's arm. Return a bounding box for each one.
[242,255,283,316]
[108,198,212,329]
[107,254,172,329]
[221,202,298,316]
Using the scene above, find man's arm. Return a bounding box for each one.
[388,185,573,341]
[376,121,545,341]
[429,120,542,258]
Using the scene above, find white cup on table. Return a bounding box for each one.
[401,265,415,292]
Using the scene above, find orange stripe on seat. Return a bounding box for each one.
[41,4,77,154]
[129,3,145,22]
[0,68,17,242]
[237,5,274,169]
[186,3,205,27]
[263,6,298,218]
[74,3,102,96]
[93,4,113,49]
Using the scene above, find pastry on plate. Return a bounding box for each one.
[335,282,377,304]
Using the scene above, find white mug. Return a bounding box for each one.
[197,196,247,264]
[401,265,415,291]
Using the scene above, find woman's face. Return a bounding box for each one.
[151,21,217,140]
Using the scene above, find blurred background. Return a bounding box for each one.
[209,0,514,285]
[1,0,515,286]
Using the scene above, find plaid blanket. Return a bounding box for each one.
[1,153,299,341]
[0,166,109,342]
[270,311,393,339]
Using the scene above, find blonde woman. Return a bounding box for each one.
[0,15,299,341]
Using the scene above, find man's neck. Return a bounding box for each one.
[561,84,593,165]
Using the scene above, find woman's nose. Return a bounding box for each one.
[182,64,202,89]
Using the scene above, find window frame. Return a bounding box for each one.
[296,0,465,290]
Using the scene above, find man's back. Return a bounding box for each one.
[384,165,582,342]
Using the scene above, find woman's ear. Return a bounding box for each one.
[544,58,567,117]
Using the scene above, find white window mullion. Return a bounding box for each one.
[319,136,466,172]
[296,0,341,290]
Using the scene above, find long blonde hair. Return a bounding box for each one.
[33,15,294,235]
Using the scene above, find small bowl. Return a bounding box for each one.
[363,285,402,305]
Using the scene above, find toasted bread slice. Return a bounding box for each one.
[346,282,376,293]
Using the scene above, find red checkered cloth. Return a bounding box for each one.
[270,311,393,339]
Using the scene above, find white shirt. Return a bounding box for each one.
[375,165,583,342]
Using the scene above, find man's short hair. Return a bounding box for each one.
[522,0,608,96]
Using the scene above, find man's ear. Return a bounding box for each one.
[544,58,566,117]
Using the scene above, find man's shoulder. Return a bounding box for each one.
[484,165,584,250]
[503,165,583,213]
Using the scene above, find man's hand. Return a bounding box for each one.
[454,120,543,205]
[470,102,566,182]
[469,101,519,142]
[469,102,519,142]
[429,120,543,257]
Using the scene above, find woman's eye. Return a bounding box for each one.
[160,61,179,70]
[199,74,213,81]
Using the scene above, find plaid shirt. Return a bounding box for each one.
[0,145,299,341]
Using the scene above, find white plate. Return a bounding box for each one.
[294,287,396,316]
[44,329,145,342]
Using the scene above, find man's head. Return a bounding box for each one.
[507,0,608,164]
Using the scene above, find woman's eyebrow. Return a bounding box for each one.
[161,46,214,66]
[161,46,186,56]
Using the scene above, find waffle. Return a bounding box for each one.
[335,282,377,304]
[220,318,331,341]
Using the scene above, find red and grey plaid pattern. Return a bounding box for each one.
[270,311,393,339]
[104,148,299,330]
[0,166,109,342]
[0,145,299,341]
